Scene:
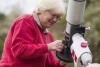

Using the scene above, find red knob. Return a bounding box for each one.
[81,42,87,48]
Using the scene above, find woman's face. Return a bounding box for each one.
[38,10,61,28]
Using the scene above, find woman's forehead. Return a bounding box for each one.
[48,10,62,16]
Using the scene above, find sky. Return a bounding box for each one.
[0,0,39,14]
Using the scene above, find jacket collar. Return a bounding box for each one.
[33,12,48,33]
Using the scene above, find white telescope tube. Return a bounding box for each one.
[65,0,86,34]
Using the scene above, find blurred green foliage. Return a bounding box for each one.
[0,10,20,59]
[0,0,100,67]
[84,0,100,63]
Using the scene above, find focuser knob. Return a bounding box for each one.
[85,27,90,30]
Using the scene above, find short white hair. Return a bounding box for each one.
[34,0,66,16]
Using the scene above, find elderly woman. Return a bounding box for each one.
[0,0,66,67]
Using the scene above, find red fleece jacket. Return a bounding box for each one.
[0,14,65,67]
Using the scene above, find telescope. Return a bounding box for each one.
[56,0,100,67]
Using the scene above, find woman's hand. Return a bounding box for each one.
[47,40,64,52]
[60,61,66,66]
